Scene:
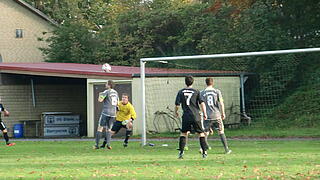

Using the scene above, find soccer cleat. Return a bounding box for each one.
[6,143,16,147]
[178,151,184,159]
[93,145,99,149]
[225,149,232,154]
[202,153,208,159]
[106,145,112,150]
[123,142,128,148]
[199,146,211,153]
[202,151,208,159]
[100,142,107,149]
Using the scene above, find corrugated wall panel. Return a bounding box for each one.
[0,84,86,137]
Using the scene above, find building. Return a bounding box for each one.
[0,62,250,137]
[0,0,57,63]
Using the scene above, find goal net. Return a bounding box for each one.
[144,76,241,133]
[140,48,320,145]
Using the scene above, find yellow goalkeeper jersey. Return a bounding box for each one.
[116,101,137,122]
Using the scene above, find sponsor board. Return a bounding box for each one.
[44,126,79,137]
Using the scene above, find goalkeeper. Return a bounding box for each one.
[101,93,137,148]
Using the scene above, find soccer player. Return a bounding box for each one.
[94,80,119,149]
[201,77,231,154]
[0,99,15,146]
[175,76,208,159]
[101,93,136,148]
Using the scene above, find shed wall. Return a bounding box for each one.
[0,75,86,137]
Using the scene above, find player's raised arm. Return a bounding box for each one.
[98,91,106,102]
[4,109,10,117]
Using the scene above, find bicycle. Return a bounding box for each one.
[224,102,251,128]
[152,106,181,133]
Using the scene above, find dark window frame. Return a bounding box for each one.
[16,29,23,38]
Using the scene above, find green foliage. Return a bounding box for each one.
[29,0,320,127]
[29,0,320,64]
[41,20,99,64]
[271,85,320,128]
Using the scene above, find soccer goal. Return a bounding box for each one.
[140,47,320,146]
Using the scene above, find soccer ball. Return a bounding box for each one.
[122,120,129,126]
[102,63,112,72]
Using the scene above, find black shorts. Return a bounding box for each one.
[111,121,127,133]
[203,119,224,133]
[0,121,7,131]
[98,114,115,129]
[181,115,204,133]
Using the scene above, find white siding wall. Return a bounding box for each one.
[0,0,54,62]
[132,76,241,134]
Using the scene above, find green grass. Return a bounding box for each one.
[141,127,320,139]
[0,140,319,179]
[226,127,320,138]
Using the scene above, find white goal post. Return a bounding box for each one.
[140,47,320,146]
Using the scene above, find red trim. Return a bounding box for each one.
[0,62,237,78]
[0,63,131,77]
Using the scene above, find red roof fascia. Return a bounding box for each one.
[0,63,132,77]
[0,62,237,77]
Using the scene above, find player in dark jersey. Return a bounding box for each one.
[201,77,231,154]
[93,80,119,149]
[0,100,15,146]
[175,76,208,159]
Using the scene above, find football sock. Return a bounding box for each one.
[3,132,9,144]
[124,130,132,143]
[205,134,210,147]
[185,136,188,148]
[95,131,102,147]
[106,131,112,146]
[101,138,107,147]
[199,137,208,152]
[179,136,186,152]
[219,133,229,151]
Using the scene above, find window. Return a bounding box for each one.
[16,29,23,38]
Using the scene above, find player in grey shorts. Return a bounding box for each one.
[200,77,231,154]
[94,80,119,149]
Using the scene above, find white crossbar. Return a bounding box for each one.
[140,47,320,146]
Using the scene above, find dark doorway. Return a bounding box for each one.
[94,82,132,137]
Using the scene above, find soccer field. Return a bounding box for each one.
[0,140,319,179]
